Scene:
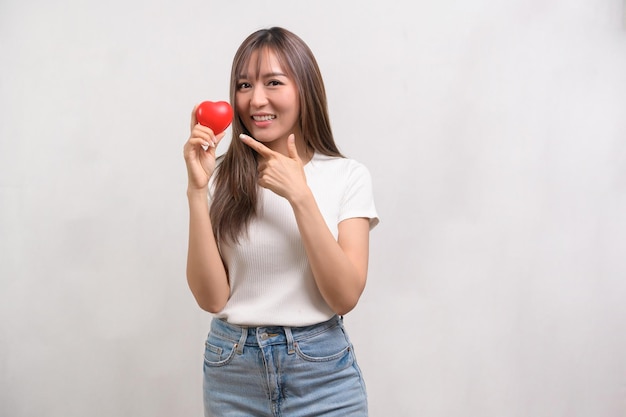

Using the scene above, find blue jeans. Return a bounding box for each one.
[203,315,368,416]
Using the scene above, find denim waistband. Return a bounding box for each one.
[209,315,342,355]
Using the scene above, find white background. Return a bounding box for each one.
[1,1,626,416]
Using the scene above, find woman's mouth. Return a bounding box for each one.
[252,114,276,122]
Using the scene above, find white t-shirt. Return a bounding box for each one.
[213,152,379,327]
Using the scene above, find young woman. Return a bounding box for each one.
[183,27,379,416]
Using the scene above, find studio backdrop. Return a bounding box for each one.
[1,1,625,416]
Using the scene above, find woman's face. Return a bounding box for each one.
[235,48,301,149]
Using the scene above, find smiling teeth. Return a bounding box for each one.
[253,115,276,121]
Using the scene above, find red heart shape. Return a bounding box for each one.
[195,101,234,134]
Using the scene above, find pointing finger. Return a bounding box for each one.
[239,134,274,157]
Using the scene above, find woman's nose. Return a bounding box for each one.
[250,86,268,108]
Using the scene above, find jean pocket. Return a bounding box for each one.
[203,333,237,367]
[294,326,352,362]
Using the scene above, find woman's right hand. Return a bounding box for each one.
[183,105,226,191]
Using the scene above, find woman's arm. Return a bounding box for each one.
[183,106,230,313]
[240,133,371,315]
[185,190,230,313]
[291,192,370,315]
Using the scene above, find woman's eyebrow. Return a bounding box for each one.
[261,72,287,78]
[237,71,288,80]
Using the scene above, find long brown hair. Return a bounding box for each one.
[210,27,343,244]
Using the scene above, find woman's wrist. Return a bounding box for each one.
[288,186,315,210]
[187,187,208,201]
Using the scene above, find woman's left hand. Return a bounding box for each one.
[239,133,309,203]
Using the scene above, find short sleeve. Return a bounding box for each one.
[339,161,379,230]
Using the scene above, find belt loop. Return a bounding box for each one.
[235,326,247,355]
[284,326,296,355]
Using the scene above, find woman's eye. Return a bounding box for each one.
[237,82,251,89]
[268,80,282,86]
